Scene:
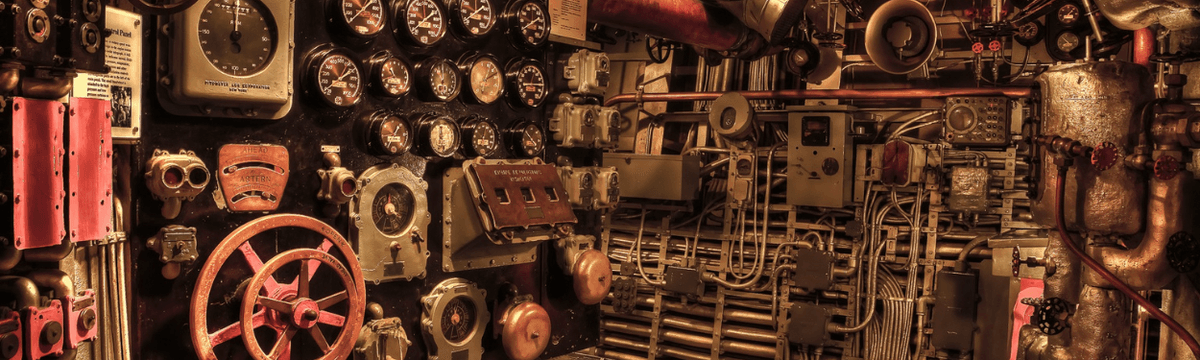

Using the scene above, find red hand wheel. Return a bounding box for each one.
[190,214,366,360]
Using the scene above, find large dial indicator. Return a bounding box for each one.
[506,0,549,48]
[506,59,547,108]
[416,114,461,158]
[417,57,461,102]
[371,183,416,236]
[336,0,386,37]
[366,112,413,156]
[506,120,544,158]
[372,54,412,97]
[399,0,447,46]
[198,0,277,76]
[461,53,504,104]
[460,116,500,158]
[309,50,363,107]
[452,0,496,37]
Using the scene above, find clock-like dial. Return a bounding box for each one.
[371,183,416,236]
[507,0,549,48]
[453,0,496,37]
[506,59,547,107]
[416,114,461,158]
[1056,32,1080,53]
[310,51,363,107]
[367,112,413,156]
[338,0,385,37]
[400,0,447,46]
[462,54,504,104]
[1057,4,1079,26]
[198,0,277,76]
[507,121,544,158]
[417,57,461,102]
[373,55,412,97]
[461,116,500,158]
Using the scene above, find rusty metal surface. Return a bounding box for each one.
[464,160,577,232]
[216,144,291,212]
[68,98,113,243]
[11,97,65,250]
[1032,61,1152,235]
[587,0,749,51]
[1095,0,1200,30]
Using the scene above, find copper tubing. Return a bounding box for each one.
[24,240,75,262]
[603,87,1034,107]
[601,319,777,358]
[0,65,19,95]
[588,0,750,51]
[19,75,73,100]
[27,269,73,299]
[1085,164,1186,290]
[0,276,39,308]
[0,243,21,271]
[1134,28,1155,67]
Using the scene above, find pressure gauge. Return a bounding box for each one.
[397,0,448,47]
[451,0,497,38]
[333,0,386,38]
[506,120,545,158]
[371,183,416,235]
[198,0,277,76]
[307,49,363,108]
[506,59,547,108]
[415,114,461,158]
[371,54,412,97]
[365,112,413,156]
[460,116,500,158]
[1057,4,1079,26]
[460,53,505,104]
[415,57,461,102]
[505,0,549,49]
[1015,21,1044,47]
[1056,32,1080,53]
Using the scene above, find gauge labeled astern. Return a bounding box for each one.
[198,0,277,76]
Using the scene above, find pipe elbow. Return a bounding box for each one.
[0,243,21,272]
[0,276,40,309]
[26,270,73,299]
[1085,175,1187,291]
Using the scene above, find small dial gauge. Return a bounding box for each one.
[372,183,416,236]
[460,116,500,158]
[417,57,461,102]
[1056,32,1080,53]
[1015,21,1044,47]
[373,55,412,97]
[506,59,547,108]
[198,0,277,76]
[453,0,497,37]
[1057,4,1079,26]
[506,121,545,158]
[507,0,549,48]
[416,115,461,158]
[337,0,386,37]
[400,0,447,46]
[367,112,413,156]
[310,51,363,107]
[462,54,504,104]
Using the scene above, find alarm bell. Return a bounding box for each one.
[865,0,939,74]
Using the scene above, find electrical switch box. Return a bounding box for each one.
[787,106,855,208]
[603,153,699,201]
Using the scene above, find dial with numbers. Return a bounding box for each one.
[417,57,461,102]
[367,112,413,156]
[452,0,496,37]
[400,0,447,46]
[506,59,547,108]
[1056,32,1080,53]
[198,0,277,76]
[507,121,544,158]
[336,0,385,37]
[416,115,461,158]
[310,51,363,107]
[372,183,416,236]
[462,54,504,104]
[1057,4,1079,26]
[506,0,549,48]
[461,116,500,158]
[373,55,412,97]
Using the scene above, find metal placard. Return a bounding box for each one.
[68,97,113,242]
[463,159,576,233]
[11,98,66,250]
[70,7,142,141]
[215,144,290,212]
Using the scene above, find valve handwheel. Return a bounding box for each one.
[190,214,366,360]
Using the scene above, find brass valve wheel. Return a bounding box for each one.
[190,214,366,360]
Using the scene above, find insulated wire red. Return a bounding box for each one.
[1054,169,1200,357]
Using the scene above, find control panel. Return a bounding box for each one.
[944,96,1010,147]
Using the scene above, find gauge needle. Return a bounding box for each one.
[420,9,437,28]
[467,2,487,20]
[522,18,542,31]
[234,0,241,33]
[348,0,376,22]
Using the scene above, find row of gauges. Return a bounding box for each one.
[364,111,545,159]
[306,48,549,108]
[330,0,550,49]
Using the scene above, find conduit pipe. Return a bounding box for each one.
[1085,169,1188,290]
[1133,28,1155,67]
[588,0,764,55]
[604,88,1034,106]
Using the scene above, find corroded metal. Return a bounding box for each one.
[1032,61,1153,235]
[1094,0,1200,30]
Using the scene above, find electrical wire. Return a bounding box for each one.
[1053,167,1200,357]
[632,209,666,286]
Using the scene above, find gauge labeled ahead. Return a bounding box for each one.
[505,0,549,48]
[460,116,500,157]
[372,55,412,97]
[310,50,364,107]
[398,0,447,46]
[366,112,413,156]
[507,120,545,158]
[416,57,461,102]
[461,53,504,104]
[335,0,386,37]
[415,114,462,158]
[451,0,497,37]
[372,183,416,236]
[506,59,547,107]
[199,0,277,76]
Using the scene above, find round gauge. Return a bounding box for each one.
[453,0,497,37]
[336,0,386,37]
[1057,4,1079,26]
[416,115,461,158]
[367,113,413,156]
[373,55,412,97]
[399,0,448,46]
[462,54,505,104]
[198,0,277,76]
[310,51,364,107]
[1015,21,1044,47]
[441,297,477,344]
[506,0,549,48]
[506,59,548,108]
[371,183,416,236]
[946,106,976,132]
[417,57,461,102]
[460,116,500,158]
[1056,32,1080,53]
[506,121,545,158]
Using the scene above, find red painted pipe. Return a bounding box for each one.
[1134,28,1155,68]
[603,88,1034,106]
[588,0,749,51]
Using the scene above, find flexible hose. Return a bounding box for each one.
[1053,168,1200,357]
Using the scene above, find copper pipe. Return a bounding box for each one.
[601,319,777,358]
[588,0,752,52]
[1085,163,1187,290]
[0,276,39,308]
[0,243,21,272]
[0,64,19,95]
[24,240,75,263]
[27,269,73,299]
[19,75,73,100]
[1134,28,1155,67]
[603,88,1034,106]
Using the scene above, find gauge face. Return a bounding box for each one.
[467,56,504,104]
[424,58,461,101]
[464,118,500,157]
[371,183,415,236]
[510,122,544,157]
[404,0,446,46]
[1057,4,1079,25]
[946,106,976,132]
[198,0,277,76]
[456,0,496,36]
[377,57,412,97]
[512,1,548,46]
[340,0,385,36]
[314,53,363,107]
[420,117,461,157]
[370,114,413,155]
[510,62,547,107]
[1018,22,1040,41]
[441,297,476,344]
[1056,32,1080,52]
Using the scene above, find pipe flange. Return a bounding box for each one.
[421,278,489,360]
[1167,232,1198,273]
[1090,142,1119,171]
[1033,297,1072,335]
[1154,154,1180,180]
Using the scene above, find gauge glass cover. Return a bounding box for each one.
[467,120,499,157]
[468,57,504,104]
[374,115,413,155]
[457,0,496,36]
[517,123,544,157]
[1057,4,1079,25]
[371,183,415,236]
[513,63,547,107]
[426,118,461,157]
[315,53,363,107]
[514,1,548,46]
[340,0,385,36]
[404,0,446,46]
[1056,32,1080,52]
[378,57,412,96]
[198,0,277,76]
[429,60,461,101]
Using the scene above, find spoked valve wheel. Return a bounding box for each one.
[190,214,366,360]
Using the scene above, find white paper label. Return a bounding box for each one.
[71,7,142,140]
[549,0,586,42]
